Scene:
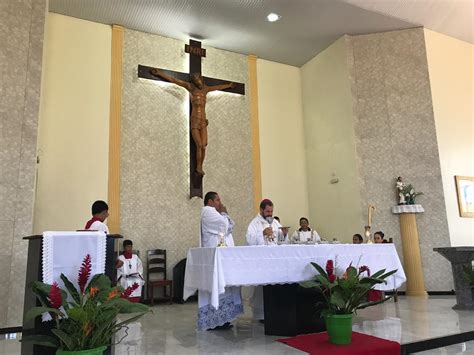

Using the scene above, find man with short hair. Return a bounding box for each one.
[246,199,282,322]
[84,200,109,233]
[197,191,243,330]
[246,199,282,246]
[200,191,235,247]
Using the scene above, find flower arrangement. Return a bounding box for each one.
[402,184,423,205]
[300,260,397,316]
[22,254,149,353]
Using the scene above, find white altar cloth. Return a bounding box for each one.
[184,244,406,310]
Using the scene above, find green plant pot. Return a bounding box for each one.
[325,313,353,345]
[56,346,107,355]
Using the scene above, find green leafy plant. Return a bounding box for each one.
[462,264,474,286]
[402,184,423,205]
[300,260,397,316]
[22,254,149,351]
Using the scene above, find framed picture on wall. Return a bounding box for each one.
[455,176,474,218]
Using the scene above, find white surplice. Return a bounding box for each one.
[291,229,321,243]
[117,254,144,298]
[245,214,282,320]
[88,220,109,234]
[198,206,242,330]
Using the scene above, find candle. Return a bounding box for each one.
[368,205,375,227]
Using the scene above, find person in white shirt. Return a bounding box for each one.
[200,192,235,248]
[246,199,282,322]
[84,200,109,233]
[116,239,144,302]
[198,191,243,330]
[246,199,282,246]
[291,217,321,243]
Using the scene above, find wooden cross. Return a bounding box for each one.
[138,40,245,198]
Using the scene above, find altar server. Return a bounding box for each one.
[291,217,321,243]
[116,239,144,302]
[198,191,243,330]
[84,200,109,233]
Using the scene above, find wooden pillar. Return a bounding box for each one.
[248,54,262,213]
[399,213,428,297]
[107,24,123,234]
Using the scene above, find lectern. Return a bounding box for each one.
[21,234,122,355]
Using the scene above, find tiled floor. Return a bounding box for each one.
[2,296,474,354]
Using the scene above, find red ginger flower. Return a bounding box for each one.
[48,282,62,309]
[78,254,92,294]
[122,283,139,299]
[326,260,334,276]
[328,274,336,283]
[359,265,370,276]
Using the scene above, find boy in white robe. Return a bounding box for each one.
[84,200,109,233]
[116,240,144,302]
[198,191,243,330]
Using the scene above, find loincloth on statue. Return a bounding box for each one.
[191,118,209,130]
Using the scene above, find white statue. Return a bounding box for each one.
[396,176,406,205]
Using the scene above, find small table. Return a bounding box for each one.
[434,247,474,310]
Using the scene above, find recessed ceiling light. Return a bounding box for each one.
[266,13,281,22]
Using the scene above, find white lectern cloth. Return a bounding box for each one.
[42,231,106,289]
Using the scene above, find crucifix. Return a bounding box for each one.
[138,40,245,198]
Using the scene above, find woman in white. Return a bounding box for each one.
[291,217,321,243]
[116,240,144,302]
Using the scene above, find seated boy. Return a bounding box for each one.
[116,240,144,302]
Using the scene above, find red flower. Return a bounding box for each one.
[328,274,336,283]
[48,282,62,309]
[78,254,92,294]
[326,260,334,276]
[359,265,370,276]
[121,283,139,298]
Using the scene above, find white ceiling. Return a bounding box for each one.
[49,0,473,67]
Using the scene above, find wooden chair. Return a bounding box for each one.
[147,249,173,305]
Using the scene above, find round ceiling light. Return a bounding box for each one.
[266,13,281,22]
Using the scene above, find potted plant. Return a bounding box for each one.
[300,260,396,345]
[22,254,150,354]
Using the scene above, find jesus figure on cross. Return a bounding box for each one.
[150,69,235,176]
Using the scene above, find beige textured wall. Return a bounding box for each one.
[120,30,254,278]
[256,59,309,228]
[0,0,46,327]
[347,28,452,291]
[301,36,364,242]
[34,14,111,234]
[424,29,474,246]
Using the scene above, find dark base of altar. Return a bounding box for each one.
[263,283,326,336]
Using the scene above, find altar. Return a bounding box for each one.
[183,244,406,335]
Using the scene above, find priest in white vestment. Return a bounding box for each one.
[117,239,144,302]
[198,191,243,330]
[246,198,282,321]
[291,217,321,243]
